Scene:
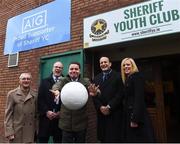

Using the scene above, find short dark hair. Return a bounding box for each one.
[69,62,81,69]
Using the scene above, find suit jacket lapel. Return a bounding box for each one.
[49,76,55,85]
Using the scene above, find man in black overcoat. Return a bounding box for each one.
[93,56,124,142]
[37,61,63,143]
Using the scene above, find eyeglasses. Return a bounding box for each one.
[54,66,63,69]
[21,77,31,80]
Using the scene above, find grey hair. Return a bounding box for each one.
[19,73,32,80]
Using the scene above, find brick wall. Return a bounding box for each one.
[0,0,143,142]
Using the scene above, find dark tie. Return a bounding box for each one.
[103,73,108,82]
[55,77,59,82]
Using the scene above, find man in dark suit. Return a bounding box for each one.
[93,56,124,142]
[37,61,63,143]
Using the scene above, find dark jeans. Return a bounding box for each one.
[62,129,86,143]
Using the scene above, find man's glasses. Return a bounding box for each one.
[21,77,31,80]
[54,66,63,69]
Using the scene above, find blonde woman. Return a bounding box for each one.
[121,58,155,142]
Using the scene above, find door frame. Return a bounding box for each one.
[39,49,84,79]
[151,62,167,142]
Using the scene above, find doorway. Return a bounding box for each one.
[137,55,180,142]
[89,52,180,142]
[160,55,180,142]
[111,55,180,142]
[39,49,84,79]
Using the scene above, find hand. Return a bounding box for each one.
[49,89,60,97]
[130,121,138,128]
[46,111,56,120]
[100,106,110,115]
[54,111,60,118]
[7,134,15,141]
[88,84,100,96]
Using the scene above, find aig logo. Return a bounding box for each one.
[22,10,47,33]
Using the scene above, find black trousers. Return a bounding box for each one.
[38,116,62,143]
[38,135,61,143]
[62,129,86,143]
[38,127,62,143]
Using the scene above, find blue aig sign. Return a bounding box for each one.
[22,10,47,33]
[4,0,71,55]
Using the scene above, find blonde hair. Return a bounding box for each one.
[121,58,139,84]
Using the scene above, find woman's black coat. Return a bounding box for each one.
[123,72,155,142]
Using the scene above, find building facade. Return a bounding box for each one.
[0,0,180,142]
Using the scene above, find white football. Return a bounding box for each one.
[61,82,88,110]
